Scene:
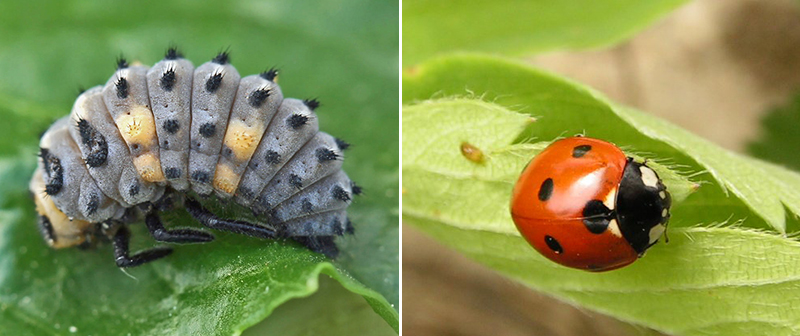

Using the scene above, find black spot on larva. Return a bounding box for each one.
[335,138,350,151]
[222,146,233,159]
[538,178,553,201]
[86,193,99,215]
[303,98,320,110]
[128,182,140,197]
[582,200,612,234]
[199,123,216,138]
[115,77,129,99]
[77,86,86,96]
[164,47,182,60]
[260,67,279,81]
[265,150,280,164]
[191,170,210,183]
[205,72,223,93]
[38,215,56,243]
[316,148,338,162]
[301,199,313,213]
[248,88,271,108]
[116,56,128,69]
[160,68,177,91]
[287,114,309,129]
[544,235,563,254]
[77,119,108,167]
[345,218,355,235]
[332,218,344,236]
[212,51,230,65]
[332,185,351,202]
[163,119,179,134]
[164,167,181,179]
[40,148,63,196]
[289,174,303,189]
[351,181,362,195]
[237,186,255,200]
[572,145,592,158]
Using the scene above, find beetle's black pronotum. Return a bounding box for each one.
[30,48,360,267]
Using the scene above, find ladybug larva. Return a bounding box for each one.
[29,47,360,267]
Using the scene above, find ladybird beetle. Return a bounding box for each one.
[29,47,360,267]
[510,136,671,271]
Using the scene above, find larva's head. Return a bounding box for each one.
[29,169,91,249]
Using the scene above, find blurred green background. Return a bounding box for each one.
[0,0,398,334]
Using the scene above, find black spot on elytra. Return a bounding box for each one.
[248,88,271,107]
[164,167,181,179]
[205,73,223,93]
[303,99,320,110]
[38,215,56,243]
[199,123,216,138]
[165,47,182,60]
[163,119,179,134]
[582,200,612,234]
[287,114,309,129]
[128,182,140,197]
[351,181,362,195]
[265,150,280,164]
[315,148,338,162]
[544,235,563,254]
[116,56,128,69]
[40,148,63,196]
[289,174,302,189]
[332,185,351,202]
[212,51,230,65]
[115,77,129,99]
[77,119,108,167]
[260,67,279,81]
[191,170,210,183]
[538,178,553,201]
[301,199,313,213]
[86,193,99,215]
[160,68,177,91]
[572,145,592,158]
[334,138,350,151]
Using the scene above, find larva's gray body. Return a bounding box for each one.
[30,49,357,266]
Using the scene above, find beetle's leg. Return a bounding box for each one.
[145,212,215,243]
[184,197,277,239]
[111,226,172,268]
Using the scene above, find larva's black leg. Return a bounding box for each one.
[293,236,339,258]
[145,212,215,243]
[184,198,277,239]
[112,226,172,268]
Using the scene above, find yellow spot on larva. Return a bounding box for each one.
[133,153,165,182]
[460,142,484,163]
[213,164,240,195]
[223,119,263,161]
[116,105,158,148]
[30,170,91,249]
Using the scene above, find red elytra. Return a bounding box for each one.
[510,136,671,272]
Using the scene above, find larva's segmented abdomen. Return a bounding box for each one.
[30,51,357,252]
[189,59,241,196]
[147,56,195,191]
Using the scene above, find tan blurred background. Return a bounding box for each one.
[402,0,800,335]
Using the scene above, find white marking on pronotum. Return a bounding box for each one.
[603,188,617,210]
[649,224,666,244]
[639,166,659,188]
[607,218,622,238]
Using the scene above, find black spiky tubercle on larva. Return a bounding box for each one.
[335,138,350,151]
[31,49,358,267]
[260,67,279,81]
[351,181,362,195]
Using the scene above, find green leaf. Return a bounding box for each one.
[402,0,689,66]
[402,55,800,335]
[0,0,398,334]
